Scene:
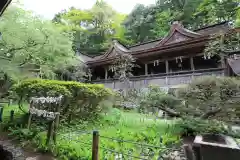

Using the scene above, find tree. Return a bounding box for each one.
[123,4,156,44]
[139,76,240,123]
[236,9,240,27]
[139,85,182,116]
[195,0,239,26]
[176,76,240,122]
[204,29,240,59]
[53,1,128,55]
[0,6,79,80]
[155,0,203,28]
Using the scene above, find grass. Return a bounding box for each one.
[1,105,179,160]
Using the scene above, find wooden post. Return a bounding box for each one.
[145,63,148,75]
[221,55,227,76]
[104,68,108,80]
[53,104,60,144]
[165,60,169,85]
[190,57,195,71]
[27,113,32,129]
[10,110,14,122]
[0,107,3,122]
[46,120,54,146]
[92,131,99,160]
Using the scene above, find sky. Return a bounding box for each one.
[22,0,156,19]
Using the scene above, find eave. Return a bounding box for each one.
[0,0,11,16]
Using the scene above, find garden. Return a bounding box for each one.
[0,76,239,160]
[0,1,239,160]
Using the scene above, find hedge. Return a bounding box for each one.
[11,79,114,120]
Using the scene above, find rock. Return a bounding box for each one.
[0,140,25,160]
[26,155,56,160]
[161,147,186,160]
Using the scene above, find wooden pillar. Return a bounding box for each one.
[104,68,108,80]
[190,57,195,70]
[220,55,227,76]
[145,63,148,75]
[165,60,169,85]
[88,69,92,81]
[165,60,169,73]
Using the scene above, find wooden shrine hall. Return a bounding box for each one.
[81,21,239,90]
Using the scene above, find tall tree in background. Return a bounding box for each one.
[123,4,156,44]
[195,0,239,26]
[53,0,128,55]
[236,8,240,27]
[155,0,203,28]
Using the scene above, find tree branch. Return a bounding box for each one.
[158,105,181,117]
[201,108,222,119]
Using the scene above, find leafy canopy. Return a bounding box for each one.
[53,1,129,55]
[0,6,79,80]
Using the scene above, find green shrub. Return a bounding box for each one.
[176,76,240,122]
[139,85,182,116]
[11,79,114,120]
[175,118,228,137]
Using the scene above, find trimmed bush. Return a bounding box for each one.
[11,79,114,120]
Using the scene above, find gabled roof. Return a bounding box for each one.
[100,40,129,59]
[0,0,11,16]
[81,40,131,63]
[156,21,202,46]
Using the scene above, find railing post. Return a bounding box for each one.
[92,131,99,160]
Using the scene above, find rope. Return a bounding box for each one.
[100,135,166,149]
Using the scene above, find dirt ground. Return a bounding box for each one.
[0,132,56,160]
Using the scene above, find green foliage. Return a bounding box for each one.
[175,118,228,136]
[139,85,181,116]
[176,76,240,122]
[204,30,240,58]
[53,1,129,55]
[123,4,156,44]
[195,0,238,25]
[52,109,179,160]
[11,79,114,120]
[236,9,240,27]
[0,6,80,80]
